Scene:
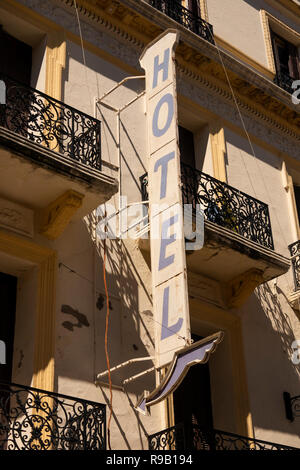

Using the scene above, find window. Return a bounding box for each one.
[271,31,300,92]
[0,26,33,135]
[179,125,196,168]
[173,334,214,431]
[150,0,214,43]
[293,185,300,225]
[186,0,200,17]
[0,272,17,385]
[0,25,32,84]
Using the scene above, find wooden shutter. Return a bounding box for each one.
[288,42,300,79]
[188,0,201,17]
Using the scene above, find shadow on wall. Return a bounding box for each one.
[256,283,299,378]
[242,283,300,436]
[61,39,144,115]
[55,214,155,449]
[85,212,156,448]
[96,100,147,201]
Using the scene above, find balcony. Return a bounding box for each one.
[0,74,118,238]
[139,163,290,308]
[289,241,300,291]
[149,0,214,44]
[0,381,106,450]
[141,163,274,250]
[148,423,298,450]
[287,241,300,310]
[0,73,101,170]
[274,71,295,95]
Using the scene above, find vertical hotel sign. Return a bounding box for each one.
[140,30,191,368]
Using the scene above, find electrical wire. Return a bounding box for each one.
[74,0,87,68]
[73,3,114,447]
[74,0,93,112]
[209,30,295,296]
[59,262,189,342]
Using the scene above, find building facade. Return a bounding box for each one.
[0,0,300,450]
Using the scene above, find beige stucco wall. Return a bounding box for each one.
[238,287,300,447]
[2,0,300,450]
[224,126,300,445]
[31,36,47,92]
[224,127,294,255]
[52,218,162,449]
[207,0,269,68]
[207,0,300,71]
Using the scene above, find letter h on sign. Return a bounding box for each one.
[152,48,170,89]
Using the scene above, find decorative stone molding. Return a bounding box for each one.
[261,9,300,77]
[40,190,84,240]
[200,0,209,22]
[260,10,277,75]
[209,121,227,182]
[45,30,67,101]
[215,35,275,80]
[57,0,300,141]
[0,230,57,392]
[187,270,224,308]
[224,269,265,308]
[0,198,34,238]
[281,161,300,241]
[33,251,57,392]
[287,290,300,310]
[176,61,300,142]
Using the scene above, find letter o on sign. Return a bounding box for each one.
[152,93,174,138]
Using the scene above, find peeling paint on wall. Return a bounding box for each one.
[96,293,113,311]
[61,304,90,331]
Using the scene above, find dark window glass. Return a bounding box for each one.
[0,26,32,84]
[173,334,214,430]
[294,185,300,223]
[179,126,196,168]
[271,31,300,80]
[0,27,32,134]
[0,272,17,384]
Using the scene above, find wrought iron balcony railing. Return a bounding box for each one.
[0,74,101,170]
[0,381,106,450]
[149,0,214,44]
[148,423,298,450]
[288,240,300,290]
[140,163,274,250]
[283,391,300,422]
[274,71,295,95]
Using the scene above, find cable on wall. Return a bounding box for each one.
[59,262,189,343]
[208,29,295,296]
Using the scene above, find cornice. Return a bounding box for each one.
[267,0,300,18]
[57,0,300,139]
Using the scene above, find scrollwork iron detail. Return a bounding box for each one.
[149,0,214,44]
[148,423,298,450]
[140,162,274,249]
[0,74,101,170]
[274,71,294,95]
[0,381,106,450]
[289,241,300,291]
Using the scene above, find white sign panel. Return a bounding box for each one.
[140,30,191,368]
